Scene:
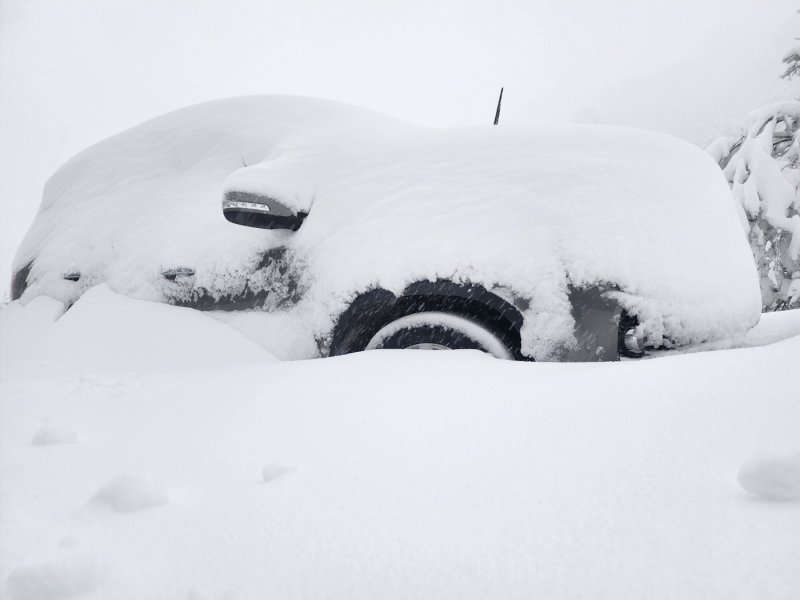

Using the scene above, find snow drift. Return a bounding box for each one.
[1,295,799,599]
[12,95,761,359]
[0,285,275,376]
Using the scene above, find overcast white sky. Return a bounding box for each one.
[0,0,797,289]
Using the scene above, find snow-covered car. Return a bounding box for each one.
[11,96,761,361]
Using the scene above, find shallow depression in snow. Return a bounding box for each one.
[738,453,800,501]
[89,471,169,514]
[31,427,78,446]
[4,557,103,600]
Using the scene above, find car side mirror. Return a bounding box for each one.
[222,190,307,231]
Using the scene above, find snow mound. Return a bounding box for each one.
[89,471,169,513]
[31,426,78,446]
[738,453,800,501]
[4,557,103,600]
[13,95,760,358]
[0,285,276,376]
[261,464,292,483]
[743,308,800,347]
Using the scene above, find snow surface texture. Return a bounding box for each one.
[709,101,800,310]
[1,293,799,599]
[13,95,760,360]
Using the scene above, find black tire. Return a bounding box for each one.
[365,312,513,359]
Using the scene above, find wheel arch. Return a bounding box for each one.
[329,279,526,359]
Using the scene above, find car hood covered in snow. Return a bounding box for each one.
[12,95,761,358]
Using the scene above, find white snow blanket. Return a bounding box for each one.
[1,293,799,600]
[12,96,761,358]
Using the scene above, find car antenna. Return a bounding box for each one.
[493,87,504,125]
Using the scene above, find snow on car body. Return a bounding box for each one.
[11,96,761,360]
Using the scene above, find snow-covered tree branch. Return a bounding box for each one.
[708,102,800,310]
[782,43,800,80]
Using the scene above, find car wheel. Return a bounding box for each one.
[618,311,646,358]
[365,312,514,359]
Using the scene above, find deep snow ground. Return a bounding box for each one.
[1,291,799,599]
